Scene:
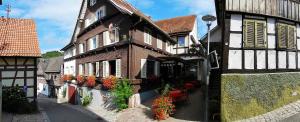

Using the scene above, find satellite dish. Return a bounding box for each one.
[209,50,219,69]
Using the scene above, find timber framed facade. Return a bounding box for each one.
[216,0,300,74]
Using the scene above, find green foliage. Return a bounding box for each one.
[112,79,133,111]
[161,84,171,96]
[82,95,93,107]
[221,73,300,122]
[2,86,38,113]
[62,86,67,98]
[42,51,63,59]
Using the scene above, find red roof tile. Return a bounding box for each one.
[155,15,197,34]
[0,18,41,57]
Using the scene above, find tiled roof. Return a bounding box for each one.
[0,18,41,57]
[45,56,64,73]
[155,15,197,34]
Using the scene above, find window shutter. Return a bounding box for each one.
[96,62,99,77]
[144,31,147,44]
[277,23,288,48]
[88,63,93,76]
[79,64,83,75]
[102,61,109,77]
[116,59,121,78]
[89,39,92,50]
[96,35,99,48]
[255,21,267,48]
[141,59,147,78]
[85,63,88,76]
[103,32,106,46]
[288,26,296,49]
[243,20,255,48]
[154,61,160,76]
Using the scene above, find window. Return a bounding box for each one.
[144,28,152,45]
[102,59,121,78]
[277,23,296,49]
[109,24,119,43]
[178,36,186,47]
[140,59,160,78]
[90,0,96,6]
[166,42,172,53]
[79,64,84,75]
[79,44,84,54]
[89,36,98,50]
[243,19,267,48]
[157,36,162,49]
[96,6,106,20]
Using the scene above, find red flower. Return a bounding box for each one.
[102,75,117,90]
[152,96,175,120]
[86,75,96,88]
[77,75,86,86]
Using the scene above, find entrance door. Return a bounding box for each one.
[68,85,76,104]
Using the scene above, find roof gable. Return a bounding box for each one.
[0,18,41,57]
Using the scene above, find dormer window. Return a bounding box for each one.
[96,6,106,20]
[90,0,96,6]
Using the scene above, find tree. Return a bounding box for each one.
[42,51,63,59]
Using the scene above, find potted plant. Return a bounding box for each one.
[77,75,86,86]
[102,75,117,90]
[152,96,175,120]
[86,75,96,88]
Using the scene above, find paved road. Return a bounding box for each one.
[38,97,104,122]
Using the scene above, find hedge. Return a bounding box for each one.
[221,72,300,122]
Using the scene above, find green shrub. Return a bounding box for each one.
[2,86,38,113]
[82,95,93,107]
[221,73,300,122]
[112,79,133,111]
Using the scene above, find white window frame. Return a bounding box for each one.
[90,0,96,6]
[144,28,152,45]
[79,64,84,75]
[96,6,106,20]
[85,18,90,28]
[157,35,162,49]
[79,44,84,54]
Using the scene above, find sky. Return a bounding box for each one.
[0,0,216,53]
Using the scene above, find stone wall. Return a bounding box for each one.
[221,72,300,121]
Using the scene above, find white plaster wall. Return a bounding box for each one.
[278,51,287,69]
[64,60,76,76]
[228,50,242,69]
[244,50,254,69]
[268,50,276,69]
[38,83,49,96]
[229,33,242,48]
[298,52,300,69]
[289,52,296,69]
[230,14,242,31]
[267,18,276,34]
[190,20,199,44]
[268,35,276,49]
[297,39,300,50]
[257,51,266,69]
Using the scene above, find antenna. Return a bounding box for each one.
[6,4,11,18]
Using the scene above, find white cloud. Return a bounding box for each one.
[20,0,82,31]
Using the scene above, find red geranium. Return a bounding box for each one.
[102,75,117,90]
[61,75,72,82]
[86,75,96,88]
[152,96,175,120]
[77,75,86,86]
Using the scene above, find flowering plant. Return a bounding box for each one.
[77,75,86,86]
[86,75,96,88]
[102,75,117,90]
[61,75,72,82]
[152,96,175,120]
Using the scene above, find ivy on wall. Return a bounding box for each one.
[221,73,300,122]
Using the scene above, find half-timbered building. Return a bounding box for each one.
[215,0,300,121]
[0,18,41,102]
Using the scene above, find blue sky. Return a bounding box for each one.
[0,0,216,53]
